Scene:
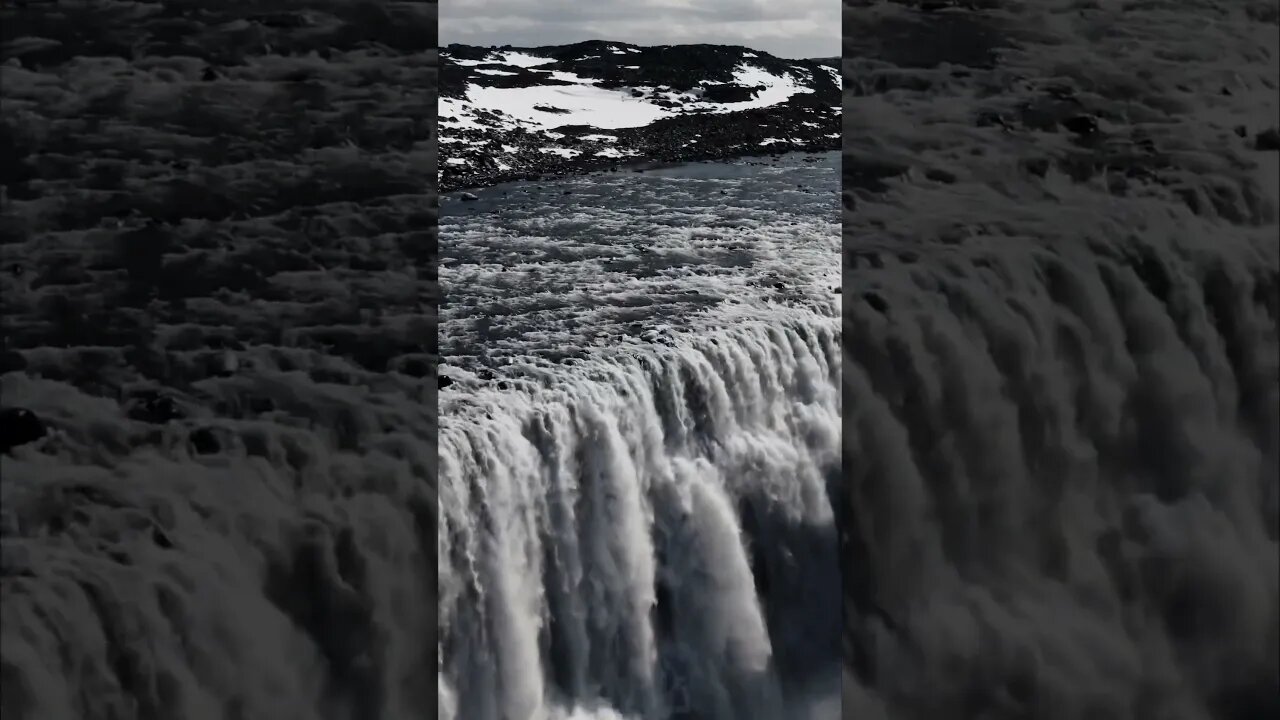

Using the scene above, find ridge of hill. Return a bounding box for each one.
[439,41,841,191]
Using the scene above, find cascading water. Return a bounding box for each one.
[840,228,1279,719]
[438,154,844,720]
[841,2,1279,716]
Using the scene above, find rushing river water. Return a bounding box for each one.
[437,152,843,720]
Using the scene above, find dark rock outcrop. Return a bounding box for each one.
[702,83,759,103]
[1,408,47,453]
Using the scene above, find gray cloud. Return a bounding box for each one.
[440,0,839,59]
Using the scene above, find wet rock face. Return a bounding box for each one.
[0,408,46,453]
[702,83,760,103]
[439,41,841,192]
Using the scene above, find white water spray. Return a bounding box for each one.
[438,316,841,720]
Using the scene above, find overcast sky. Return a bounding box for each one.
[439,0,840,59]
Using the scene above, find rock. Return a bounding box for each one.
[1,408,46,452]
[1234,125,1248,138]
[128,394,185,424]
[1021,157,1051,178]
[0,350,27,374]
[201,66,219,82]
[1062,115,1099,136]
[863,292,890,314]
[208,350,239,377]
[247,395,276,414]
[151,526,174,549]
[189,428,220,455]
[924,167,957,184]
[248,11,313,29]
[439,375,455,389]
[703,83,758,103]
[1255,128,1280,151]
[460,192,479,201]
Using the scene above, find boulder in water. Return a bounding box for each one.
[189,427,220,455]
[460,192,479,201]
[128,393,185,424]
[863,291,889,314]
[208,350,239,377]
[1062,114,1099,136]
[1,408,47,452]
[0,350,27,374]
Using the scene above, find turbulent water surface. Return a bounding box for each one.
[438,152,842,720]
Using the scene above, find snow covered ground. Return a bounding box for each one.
[438,41,841,190]
[444,61,810,132]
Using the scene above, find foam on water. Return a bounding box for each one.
[438,153,842,720]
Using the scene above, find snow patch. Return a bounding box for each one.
[494,51,555,68]
[464,82,675,130]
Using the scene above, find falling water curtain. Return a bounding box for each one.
[435,1,843,719]
[841,1,1279,719]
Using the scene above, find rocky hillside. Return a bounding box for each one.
[439,40,840,191]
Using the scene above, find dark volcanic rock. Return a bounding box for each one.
[189,427,221,455]
[703,83,759,102]
[863,292,890,314]
[1062,114,1100,137]
[127,393,185,424]
[206,350,240,377]
[1,408,47,453]
[1256,128,1280,151]
[0,351,27,374]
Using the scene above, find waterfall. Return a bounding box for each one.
[438,316,843,720]
[840,228,1279,718]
